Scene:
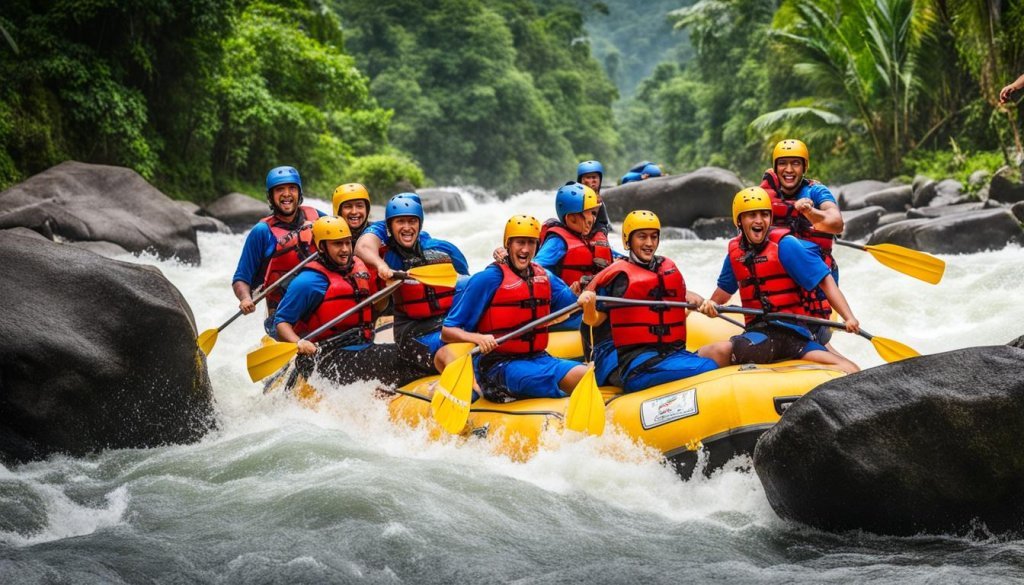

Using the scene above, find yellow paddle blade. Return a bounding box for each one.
[431,354,474,434]
[870,335,920,363]
[865,243,945,285]
[406,263,459,288]
[246,341,299,382]
[197,328,218,356]
[564,366,605,436]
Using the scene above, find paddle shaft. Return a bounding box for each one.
[716,304,877,341]
[592,296,746,329]
[219,252,320,332]
[467,303,581,358]
[301,277,404,342]
[835,239,867,252]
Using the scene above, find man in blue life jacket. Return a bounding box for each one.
[441,215,591,400]
[355,193,470,375]
[698,187,860,374]
[232,166,326,335]
[578,210,719,392]
[332,183,373,241]
[620,162,662,185]
[759,139,844,343]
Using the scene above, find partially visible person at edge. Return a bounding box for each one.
[441,215,591,401]
[620,162,662,185]
[332,183,373,241]
[697,187,860,374]
[490,160,612,264]
[578,210,720,393]
[272,216,377,354]
[1000,73,1024,104]
[355,193,470,375]
[759,139,844,344]
[232,166,326,335]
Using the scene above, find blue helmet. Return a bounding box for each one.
[576,160,604,182]
[642,163,662,178]
[385,193,424,226]
[628,160,653,173]
[555,181,601,223]
[266,166,303,198]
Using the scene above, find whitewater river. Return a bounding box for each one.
[2,189,1024,583]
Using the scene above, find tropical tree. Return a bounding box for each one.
[752,0,939,177]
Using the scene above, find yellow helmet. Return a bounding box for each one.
[312,216,353,249]
[732,187,773,226]
[772,139,809,171]
[503,214,541,247]
[332,183,370,215]
[621,210,661,250]
[581,185,601,212]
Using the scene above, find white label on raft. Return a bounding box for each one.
[640,389,698,430]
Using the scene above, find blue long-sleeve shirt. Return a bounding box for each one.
[232,209,327,286]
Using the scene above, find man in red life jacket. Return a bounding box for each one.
[698,187,860,374]
[273,216,377,355]
[232,166,325,334]
[332,183,373,241]
[536,181,617,294]
[441,215,590,400]
[578,210,719,392]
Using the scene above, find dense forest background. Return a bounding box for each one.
[1,0,1021,201]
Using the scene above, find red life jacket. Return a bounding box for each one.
[590,257,688,351]
[292,259,375,343]
[727,233,815,326]
[540,221,613,287]
[477,262,551,354]
[259,206,320,309]
[760,169,836,267]
[393,250,457,320]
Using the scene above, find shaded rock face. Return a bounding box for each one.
[862,185,912,212]
[834,180,893,210]
[418,188,466,214]
[690,217,736,240]
[203,192,269,233]
[0,161,200,263]
[868,209,1024,253]
[990,174,1024,204]
[0,233,215,464]
[840,206,885,240]
[754,345,1024,536]
[602,167,742,227]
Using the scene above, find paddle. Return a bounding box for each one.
[592,296,747,329]
[245,263,459,382]
[431,303,600,435]
[715,304,919,362]
[835,239,945,285]
[564,365,605,435]
[197,253,320,356]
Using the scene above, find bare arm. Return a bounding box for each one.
[698,287,733,318]
[795,199,844,234]
[1000,73,1024,104]
[355,233,393,279]
[276,322,317,355]
[818,275,859,333]
[232,280,256,314]
[440,325,498,354]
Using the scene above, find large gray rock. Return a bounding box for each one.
[868,209,1024,253]
[906,201,985,219]
[602,167,742,228]
[834,180,893,210]
[418,188,466,214]
[203,192,269,233]
[0,232,215,464]
[862,185,912,212]
[910,179,938,208]
[928,179,964,207]
[754,345,1024,536]
[840,206,885,241]
[877,211,908,228]
[690,217,736,240]
[989,173,1024,204]
[1012,201,1024,222]
[0,161,200,263]
[68,240,131,258]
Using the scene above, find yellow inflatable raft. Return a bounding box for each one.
[267,311,843,477]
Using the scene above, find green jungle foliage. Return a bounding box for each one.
[0,0,1021,200]
[332,0,621,195]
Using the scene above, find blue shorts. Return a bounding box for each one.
[417,330,445,357]
[480,352,579,399]
[591,339,619,386]
[731,326,826,364]
[621,349,718,393]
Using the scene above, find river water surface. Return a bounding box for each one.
[2,189,1023,584]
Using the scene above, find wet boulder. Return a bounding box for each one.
[862,185,912,213]
[0,232,215,464]
[0,161,200,263]
[840,206,885,241]
[989,173,1024,204]
[1012,201,1024,222]
[906,201,986,219]
[691,217,736,240]
[203,192,269,233]
[419,188,466,213]
[834,180,893,210]
[928,179,964,207]
[754,345,1024,536]
[602,167,741,228]
[868,209,1023,253]
[911,179,938,208]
